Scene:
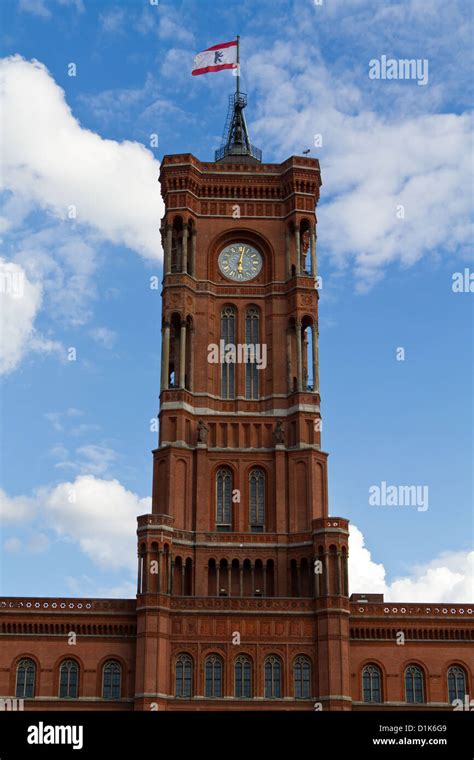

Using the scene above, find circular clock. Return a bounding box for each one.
[218,243,263,282]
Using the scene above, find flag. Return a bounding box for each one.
[192,40,238,76]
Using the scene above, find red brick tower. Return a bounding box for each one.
[134,93,351,710]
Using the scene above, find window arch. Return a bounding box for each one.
[102,660,121,700]
[235,655,252,698]
[175,654,193,698]
[245,306,260,399]
[59,659,79,699]
[221,305,236,398]
[448,665,466,703]
[15,658,35,698]
[205,654,223,698]
[405,665,424,703]
[249,468,265,531]
[294,655,311,699]
[362,664,382,703]
[264,655,282,699]
[216,467,232,531]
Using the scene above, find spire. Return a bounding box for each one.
[215,36,262,163]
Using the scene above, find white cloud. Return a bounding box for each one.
[248,39,473,289]
[0,56,162,262]
[0,258,61,374]
[89,326,117,349]
[4,537,22,553]
[99,7,127,34]
[0,488,36,524]
[349,524,474,602]
[19,0,51,17]
[42,475,151,572]
[53,444,119,477]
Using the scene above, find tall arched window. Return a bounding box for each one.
[245,307,259,399]
[235,656,252,698]
[216,467,232,531]
[405,665,424,703]
[362,664,382,703]
[205,655,223,698]
[15,658,35,698]
[221,306,236,399]
[448,666,466,703]
[249,468,265,531]
[294,656,311,699]
[102,660,121,700]
[175,654,193,698]
[264,655,282,699]
[59,659,79,699]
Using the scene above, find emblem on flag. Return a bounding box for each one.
[192,40,238,76]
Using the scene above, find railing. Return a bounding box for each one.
[0,598,136,612]
[351,603,473,618]
[214,144,262,162]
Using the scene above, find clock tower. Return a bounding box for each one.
[135,92,352,710]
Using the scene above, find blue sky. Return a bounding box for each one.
[0,0,472,601]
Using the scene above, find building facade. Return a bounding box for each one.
[1,97,472,712]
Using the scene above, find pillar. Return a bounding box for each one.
[165,225,172,275]
[182,225,188,273]
[179,322,186,388]
[160,322,170,392]
[191,229,197,276]
[295,225,301,274]
[312,325,319,393]
[285,229,291,278]
[286,328,292,392]
[296,321,303,391]
[311,229,317,279]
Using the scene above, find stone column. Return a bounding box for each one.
[160,322,170,392]
[250,563,255,596]
[165,225,172,275]
[311,229,317,280]
[296,321,303,391]
[179,322,186,388]
[286,327,292,392]
[295,224,301,274]
[158,549,163,593]
[324,552,329,596]
[263,564,267,597]
[169,558,174,595]
[181,564,186,596]
[182,225,188,273]
[312,325,319,394]
[336,552,342,595]
[188,326,194,391]
[239,565,244,597]
[191,229,197,276]
[137,553,142,594]
[285,229,291,278]
[216,563,221,595]
[296,561,301,597]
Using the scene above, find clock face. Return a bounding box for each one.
[218,243,263,282]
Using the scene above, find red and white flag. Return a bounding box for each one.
[192,40,238,76]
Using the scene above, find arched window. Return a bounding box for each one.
[102,660,121,700]
[362,664,382,703]
[294,656,311,699]
[264,655,282,699]
[448,666,466,703]
[235,656,252,698]
[249,468,265,531]
[405,665,424,703]
[59,659,78,699]
[175,654,193,698]
[221,306,236,399]
[205,655,223,698]
[16,658,35,698]
[216,467,232,531]
[245,307,259,399]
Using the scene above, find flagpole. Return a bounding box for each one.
[236,35,240,98]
